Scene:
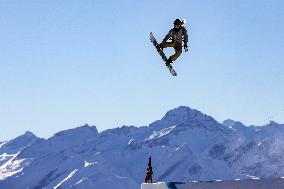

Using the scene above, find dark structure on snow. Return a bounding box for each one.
[145,156,153,183]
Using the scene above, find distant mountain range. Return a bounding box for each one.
[1,106,284,189]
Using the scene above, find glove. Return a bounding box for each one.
[183,44,188,52]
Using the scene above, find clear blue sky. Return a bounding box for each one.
[1,0,284,140]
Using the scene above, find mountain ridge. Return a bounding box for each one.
[1,106,284,189]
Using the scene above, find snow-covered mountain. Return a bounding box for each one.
[1,106,284,189]
[0,131,39,167]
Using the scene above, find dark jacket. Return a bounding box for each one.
[162,27,188,45]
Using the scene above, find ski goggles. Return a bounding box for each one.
[174,24,181,28]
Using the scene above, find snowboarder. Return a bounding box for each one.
[158,19,188,65]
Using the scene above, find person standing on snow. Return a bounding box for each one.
[158,19,188,65]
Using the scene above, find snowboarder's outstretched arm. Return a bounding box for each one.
[182,27,189,52]
[182,27,188,45]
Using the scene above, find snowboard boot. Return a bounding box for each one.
[157,43,163,52]
[165,57,173,68]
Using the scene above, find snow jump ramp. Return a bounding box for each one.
[141,177,284,189]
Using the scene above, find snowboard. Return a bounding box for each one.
[150,32,177,76]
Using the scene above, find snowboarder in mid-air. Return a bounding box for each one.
[149,18,188,76]
[158,19,188,66]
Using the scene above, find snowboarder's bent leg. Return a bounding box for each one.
[160,41,175,49]
[170,44,182,61]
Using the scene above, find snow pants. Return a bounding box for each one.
[161,41,182,61]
